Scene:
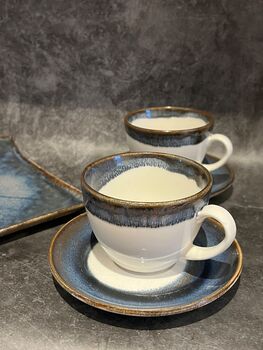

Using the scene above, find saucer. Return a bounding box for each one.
[49,213,242,317]
[205,155,234,198]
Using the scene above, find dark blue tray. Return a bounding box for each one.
[0,136,83,237]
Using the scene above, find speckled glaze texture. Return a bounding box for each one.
[126,128,208,147]
[84,152,207,190]
[49,214,242,317]
[81,153,210,227]
[125,107,212,147]
[0,137,83,236]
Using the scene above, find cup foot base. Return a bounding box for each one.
[100,242,187,274]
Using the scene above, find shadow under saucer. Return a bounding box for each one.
[54,277,240,329]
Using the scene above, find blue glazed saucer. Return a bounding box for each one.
[49,213,242,317]
[205,155,234,198]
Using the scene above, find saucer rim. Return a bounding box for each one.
[49,213,242,317]
[207,154,235,198]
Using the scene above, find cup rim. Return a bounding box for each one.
[81,152,212,209]
[124,106,214,136]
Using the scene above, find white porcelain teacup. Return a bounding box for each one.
[81,152,236,273]
[124,106,233,172]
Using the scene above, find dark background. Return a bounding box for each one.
[0,0,263,114]
[0,1,262,349]
[0,0,262,170]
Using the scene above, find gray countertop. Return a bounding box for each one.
[0,144,262,350]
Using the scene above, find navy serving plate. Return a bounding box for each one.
[0,136,83,237]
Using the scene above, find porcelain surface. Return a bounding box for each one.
[81,152,236,272]
[125,107,233,172]
[49,213,242,317]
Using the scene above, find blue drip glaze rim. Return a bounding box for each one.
[81,152,212,209]
[124,106,214,137]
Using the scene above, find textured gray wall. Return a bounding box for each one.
[0,0,262,182]
[0,0,262,114]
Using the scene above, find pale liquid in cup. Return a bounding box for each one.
[131,116,206,131]
[99,166,201,202]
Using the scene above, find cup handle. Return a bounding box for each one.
[185,205,236,260]
[203,134,233,172]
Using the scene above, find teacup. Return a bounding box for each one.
[124,106,233,172]
[81,152,236,273]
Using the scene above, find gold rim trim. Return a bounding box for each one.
[49,213,243,317]
[124,106,214,136]
[0,135,84,237]
[81,151,213,209]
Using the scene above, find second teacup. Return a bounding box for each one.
[124,106,233,172]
